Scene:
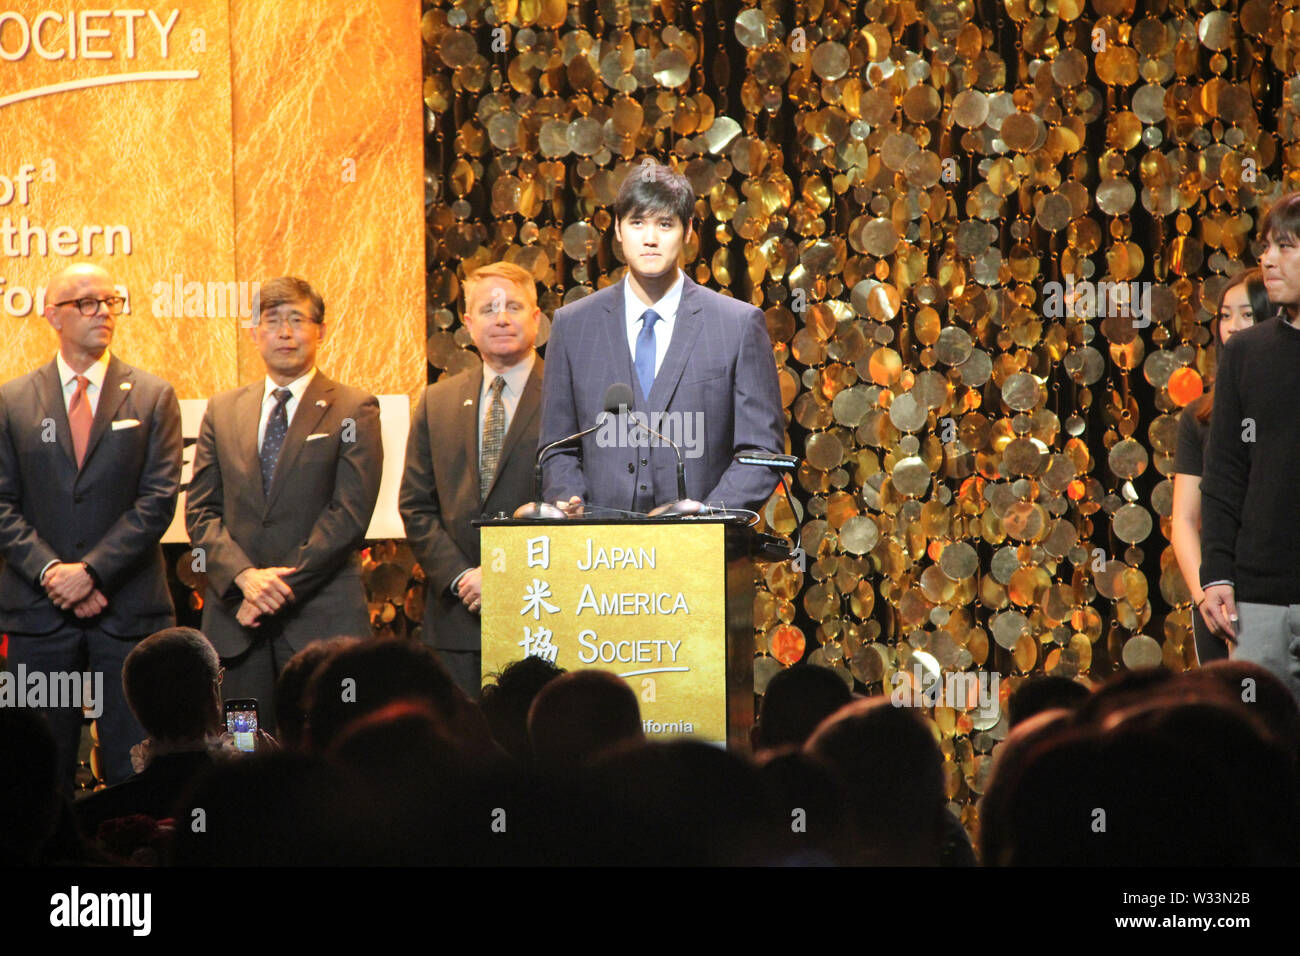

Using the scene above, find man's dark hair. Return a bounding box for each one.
[303,638,462,752]
[276,637,361,749]
[807,698,948,865]
[1006,675,1091,728]
[982,700,1300,865]
[754,664,853,749]
[1076,666,1175,726]
[1260,192,1300,245]
[528,669,643,770]
[258,275,325,323]
[480,656,565,761]
[122,627,221,741]
[613,162,695,232]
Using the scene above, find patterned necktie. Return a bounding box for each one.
[634,308,661,399]
[69,375,93,468]
[480,375,507,500]
[260,387,293,495]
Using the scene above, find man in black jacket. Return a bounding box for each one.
[1201,192,1300,703]
[75,627,225,837]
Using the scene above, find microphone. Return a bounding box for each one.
[609,387,701,518]
[733,451,799,470]
[513,383,627,519]
[732,450,803,560]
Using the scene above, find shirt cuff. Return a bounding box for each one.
[449,568,471,595]
[37,559,59,587]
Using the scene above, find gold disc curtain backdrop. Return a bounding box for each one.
[418,0,1298,823]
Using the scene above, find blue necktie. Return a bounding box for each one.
[260,387,292,495]
[634,308,661,399]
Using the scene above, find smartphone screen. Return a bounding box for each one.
[224,699,259,753]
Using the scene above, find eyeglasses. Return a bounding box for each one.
[52,296,126,316]
[257,314,316,332]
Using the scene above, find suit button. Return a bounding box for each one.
[76,541,84,549]
[639,484,646,491]
[627,462,634,474]
[640,458,648,466]
[74,494,84,503]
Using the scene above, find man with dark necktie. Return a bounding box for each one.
[186,276,382,731]
[539,162,785,516]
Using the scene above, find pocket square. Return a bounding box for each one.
[111,419,141,430]
[305,432,329,441]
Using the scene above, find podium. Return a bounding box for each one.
[477,517,758,750]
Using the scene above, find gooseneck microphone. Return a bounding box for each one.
[608,385,701,517]
[513,383,629,518]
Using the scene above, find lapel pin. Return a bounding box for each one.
[120,382,131,390]
[316,399,327,407]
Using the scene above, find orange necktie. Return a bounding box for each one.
[69,374,93,467]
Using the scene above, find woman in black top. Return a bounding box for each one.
[1171,268,1273,664]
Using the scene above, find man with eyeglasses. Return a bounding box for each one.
[0,263,182,793]
[186,276,382,732]
[400,261,545,698]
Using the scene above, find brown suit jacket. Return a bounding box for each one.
[185,370,383,658]
[399,358,543,651]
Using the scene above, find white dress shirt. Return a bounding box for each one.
[477,351,536,459]
[56,349,111,416]
[623,269,684,377]
[258,368,317,452]
[40,351,113,585]
[448,352,537,596]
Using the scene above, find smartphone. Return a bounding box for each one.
[224,698,259,753]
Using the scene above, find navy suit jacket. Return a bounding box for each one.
[539,275,784,512]
[0,355,182,636]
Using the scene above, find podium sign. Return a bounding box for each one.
[480,520,755,748]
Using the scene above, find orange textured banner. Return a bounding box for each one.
[0,1,424,401]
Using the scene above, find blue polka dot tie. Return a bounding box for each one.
[260,387,292,495]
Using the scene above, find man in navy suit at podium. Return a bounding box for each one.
[539,161,785,516]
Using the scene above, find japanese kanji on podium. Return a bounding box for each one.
[478,518,758,749]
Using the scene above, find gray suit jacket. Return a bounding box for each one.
[539,275,784,512]
[0,355,182,636]
[399,358,543,651]
[185,371,383,658]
